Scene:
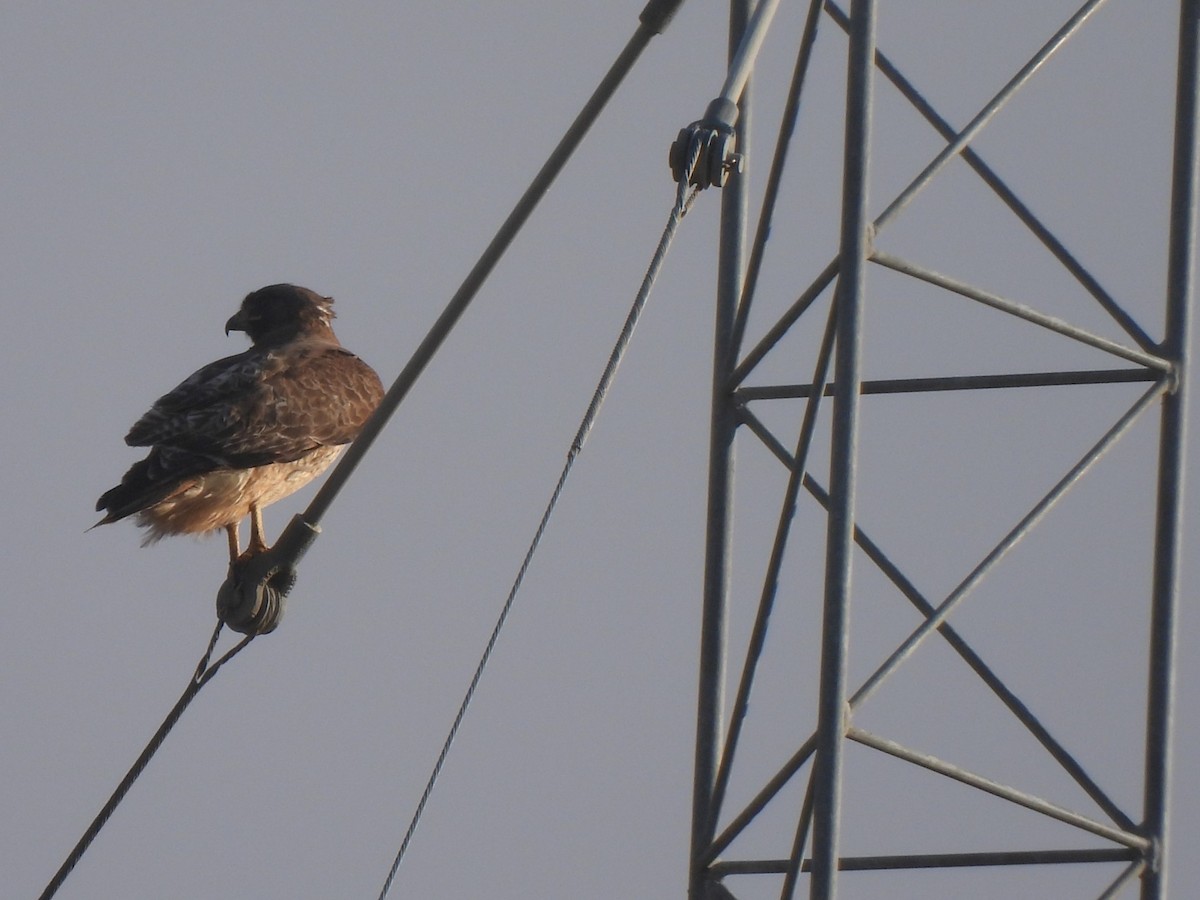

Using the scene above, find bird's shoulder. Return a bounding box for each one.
[265,339,383,398]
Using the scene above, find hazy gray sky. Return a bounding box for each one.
[3,2,1196,898]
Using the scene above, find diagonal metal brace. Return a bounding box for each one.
[215,514,322,635]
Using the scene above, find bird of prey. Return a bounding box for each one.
[95,284,384,564]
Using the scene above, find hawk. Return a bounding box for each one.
[95,284,384,564]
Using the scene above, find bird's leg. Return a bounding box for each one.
[247,504,270,556]
[225,522,241,566]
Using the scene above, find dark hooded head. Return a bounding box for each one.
[225,284,337,347]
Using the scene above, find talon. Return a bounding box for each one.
[236,544,268,564]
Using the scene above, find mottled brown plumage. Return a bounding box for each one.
[95,284,384,561]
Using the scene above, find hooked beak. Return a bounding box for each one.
[225,310,247,336]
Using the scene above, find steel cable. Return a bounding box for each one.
[38,621,254,900]
[377,160,701,900]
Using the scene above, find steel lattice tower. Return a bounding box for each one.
[686,2,1195,898]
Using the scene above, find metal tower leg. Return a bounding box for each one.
[690,5,754,898]
[1141,2,1198,897]
[809,2,876,897]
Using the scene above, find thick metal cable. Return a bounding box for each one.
[39,621,254,900]
[377,168,700,900]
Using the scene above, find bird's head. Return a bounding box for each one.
[225,284,337,347]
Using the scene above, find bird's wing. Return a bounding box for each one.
[125,344,383,468]
[124,349,271,447]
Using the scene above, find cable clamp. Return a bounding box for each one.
[215,515,321,635]
[669,97,744,189]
